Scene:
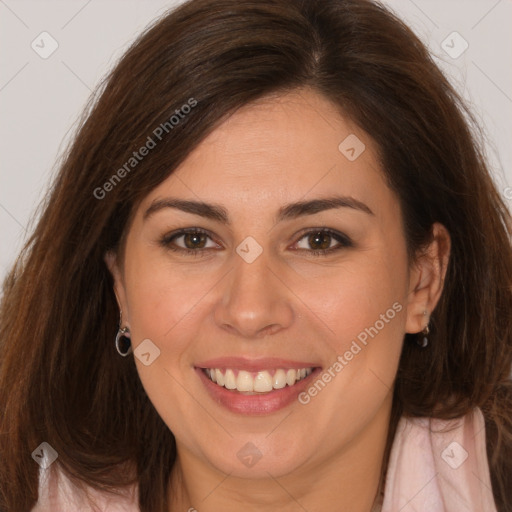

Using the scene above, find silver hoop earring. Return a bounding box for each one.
[417,310,430,348]
[115,326,132,356]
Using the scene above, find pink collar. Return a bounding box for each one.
[379,407,497,512]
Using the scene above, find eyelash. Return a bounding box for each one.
[159,227,353,258]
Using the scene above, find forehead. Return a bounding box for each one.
[139,88,394,220]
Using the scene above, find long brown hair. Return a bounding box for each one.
[1,0,511,510]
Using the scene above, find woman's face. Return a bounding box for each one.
[108,88,446,481]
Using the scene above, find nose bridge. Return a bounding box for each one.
[214,241,294,337]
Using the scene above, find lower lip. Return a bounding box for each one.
[195,367,321,415]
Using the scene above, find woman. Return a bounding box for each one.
[1,0,511,511]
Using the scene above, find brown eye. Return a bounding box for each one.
[294,228,353,255]
[160,228,220,256]
[182,232,208,249]
[307,231,333,251]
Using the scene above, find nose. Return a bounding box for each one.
[214,247,295,339]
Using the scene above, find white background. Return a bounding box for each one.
[1,0,511,285]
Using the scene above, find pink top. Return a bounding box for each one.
[31,408,498,511]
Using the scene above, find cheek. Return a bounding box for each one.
[300,253,407,350]
[121,253,212,431]
[122,247,220,345]
[301,266,406,410]
[303,249,408,408]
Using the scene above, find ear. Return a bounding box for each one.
[405,222,451,333]
[104,250,131,327]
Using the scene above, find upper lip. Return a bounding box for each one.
[195,357,321,372]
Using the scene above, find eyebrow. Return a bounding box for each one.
[143,195,374,224]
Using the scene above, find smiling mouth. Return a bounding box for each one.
[202,367,314,394]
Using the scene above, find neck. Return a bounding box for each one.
[168,394,393,512]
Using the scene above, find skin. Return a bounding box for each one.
[106,87,451,512]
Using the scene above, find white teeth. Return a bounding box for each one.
[286,369,297,386]
[224,369,237,390]
[203,367,314,393]
[273,369,287,389]
[215,369,224,386]
[236,371,253,392]
[253,371,273,392]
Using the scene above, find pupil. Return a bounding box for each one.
[309,232,330,250]
[184,232,206,249]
